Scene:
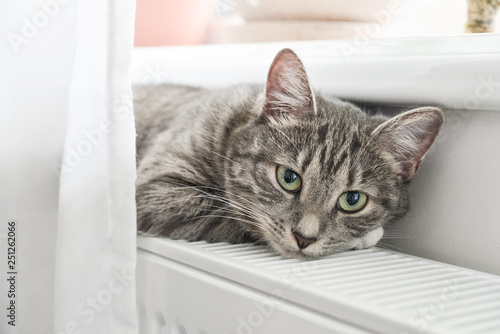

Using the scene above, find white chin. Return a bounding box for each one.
[352,227,384,250]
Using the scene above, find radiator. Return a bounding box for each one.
[136,237,500,334]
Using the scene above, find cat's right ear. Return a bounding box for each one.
[261,48,316,122]
[372,107,445,181]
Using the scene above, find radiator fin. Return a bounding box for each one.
[138,238,500,334]
[189,241,500,334]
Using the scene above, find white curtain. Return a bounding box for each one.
[0,1,138,333]
[53,0,138,333]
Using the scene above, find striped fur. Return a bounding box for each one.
[135,49,444,259]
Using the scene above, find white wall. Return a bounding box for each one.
[0,1,76,333]
[385,107,500,275]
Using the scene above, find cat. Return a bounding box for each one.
[466,0,499,33]
[134,48,444,259]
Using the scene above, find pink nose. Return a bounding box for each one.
[293,231,317,249]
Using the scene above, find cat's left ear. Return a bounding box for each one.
[262,48,316,121]
[372,107,445,181]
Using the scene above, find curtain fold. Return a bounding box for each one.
[54,1,138,333]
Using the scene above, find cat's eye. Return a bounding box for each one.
[276,166,302,193]
[337,191,368,213]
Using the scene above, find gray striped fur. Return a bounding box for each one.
[134,49,444,258]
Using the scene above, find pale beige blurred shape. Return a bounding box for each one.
[227,21,366,43]
[222,0,500,43]
[133,0,500,46]
[235,0,393,22]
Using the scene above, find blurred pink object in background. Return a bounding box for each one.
[134,0,212,46]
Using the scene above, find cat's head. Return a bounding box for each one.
[225,48,444,259]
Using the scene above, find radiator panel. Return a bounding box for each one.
[137,237,500,334]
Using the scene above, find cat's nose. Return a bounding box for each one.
[293,231,317,249]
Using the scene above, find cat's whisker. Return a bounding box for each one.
[267,135,286,151]
[185,214,270,233]
[213,193,273,219]
[194,184,271,212]
[205,148,238,165]
[154,178,272,220]
[249,238,276,255]
[139,188,269,233]
[253,233,279,248]
[381,232,415,240]
[382,233,412,238]
[207,195,271,222]
[186,182,273,218]
[260,241,279,255]
[382,231,411,237]
[202,206,268,230]
[381,236,414,240]
[376,241,404,252]
[149,160,269,226]
[251,234,273,244]
[274,127,300,154]
[194,200,269,226]
[200,203,247,216]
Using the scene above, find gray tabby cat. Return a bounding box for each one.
[134,48,444,259]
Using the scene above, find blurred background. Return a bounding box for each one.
[134,0,500,47]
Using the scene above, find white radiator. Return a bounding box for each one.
[136,237,500,334]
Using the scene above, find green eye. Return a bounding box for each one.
[337,191,368,213]
[276,166,302,192]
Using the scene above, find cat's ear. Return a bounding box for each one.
[372,107,445,181]
[261,48,315,121]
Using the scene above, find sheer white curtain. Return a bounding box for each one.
[0,1,138,333]
[54,0,138,333]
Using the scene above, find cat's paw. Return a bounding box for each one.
[352,227,384,250]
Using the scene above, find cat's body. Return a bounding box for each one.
[135,49,444,259]
[135,84,264,244]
